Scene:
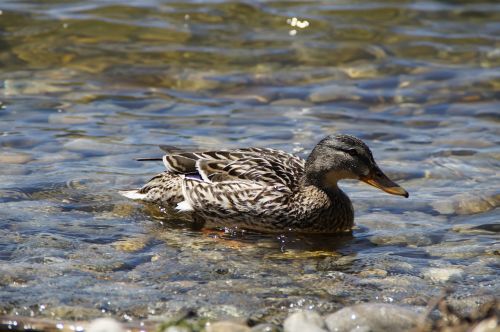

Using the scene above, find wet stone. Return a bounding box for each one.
[425,241,485,259]
[112,235,149,252]
[270,98,312,107]
[205,321,251,332]
[164,326,191,332]
[110,203,136,218]
[63,138,118,155]
[87,317,124,332]
[308,85,365,103]
[360,275,429,295]
[421,267,464,283]
[316,255,356,271]
[358,268,388,278]
[369,233,434,247]
[283,310,327,332]
[51,305,103,320]
[432,192,500,215]
[446,295,498,319]
[48,113,100,125]
[0,152,33,164]
[250,323,281,332]
[324,303,422,332]
[471,317,498,332]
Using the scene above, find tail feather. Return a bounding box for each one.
[120,172,185,206]
[119,190,147,200]
[176,200,194,212]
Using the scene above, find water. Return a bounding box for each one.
[0,0,499,327]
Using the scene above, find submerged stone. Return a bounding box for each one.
[205,321,251,332]
[432,191,499,215]
[421,267,464,283]
[283,310,327,332]
[87,318,124,332]
[324,303,422,332]
[0,152,33,164]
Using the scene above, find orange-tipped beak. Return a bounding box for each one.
[361,167,409,198]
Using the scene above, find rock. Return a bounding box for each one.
[48,113,93,124]
[308,85,365,103]
[424,241,485,259]
[369,233,434,247]
[324,303,421,332]
[270,98,312,107]
[471,317,498,332]
[63,138,117,156]
[358,268,388,278]
[421,267,464,283]
[164,326,191,332]
[112,235,149,252]
[250,323,281,332]
[284,310,328,332]
[446,295,497,318]
[316,255,356,271]
[0,152,33,164]
[432,192,500,215]
[205,321,251,332]
[87,318,124,332]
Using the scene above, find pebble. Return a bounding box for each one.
[471,317,498,332]
[87,318,124,332]
[283,310,328,332]
[446,295,497,318]
[164,326,192,332]
[0,152,33,164]
[316,255,356,271]
[421,267,464,283]
[324,303,422,332]
[205,321,251,332]
[369,233,434,247]
[250,323,281,332]
[308,85,365,103]
[48,113,95,125]
[425,242,485,259]
[359,268,388,278]
[50,305,102,320]
[112,235,149,252]
[63,138,117,155]
[432,191,500,215]
[270,98,312,107]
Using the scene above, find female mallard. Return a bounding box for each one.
[121,134,408,233]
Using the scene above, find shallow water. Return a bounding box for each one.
[0,0,499,326]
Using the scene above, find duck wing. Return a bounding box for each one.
[176,149,305,219]
[163,147,305,189]
[162,149,251,173]
[196,154,304,189]
[178,178,292,220]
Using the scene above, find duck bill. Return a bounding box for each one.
[361,168,409,198]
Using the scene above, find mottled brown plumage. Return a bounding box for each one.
[121,134,408,233]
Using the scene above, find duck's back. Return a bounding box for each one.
[122,147,305,207]
[164,147,305,188]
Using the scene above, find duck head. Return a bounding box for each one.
[305,134,409,198]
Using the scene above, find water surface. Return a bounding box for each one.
[0,0,499,326]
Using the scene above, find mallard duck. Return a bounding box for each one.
[121,134,408,233]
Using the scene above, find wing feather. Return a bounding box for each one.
[179,179,290,217]
[162,147,305,189]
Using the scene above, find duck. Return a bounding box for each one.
[121,134,408,233]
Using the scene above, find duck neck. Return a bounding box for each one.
[301,171,354,232]
[303,170,345,197]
